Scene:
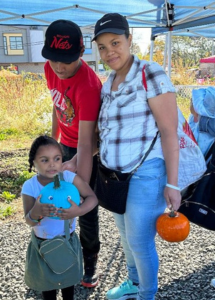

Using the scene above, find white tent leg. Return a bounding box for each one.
[167,31,172,77]
[163,34,168,71]
[150,39,154,61]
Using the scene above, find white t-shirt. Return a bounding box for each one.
[22,171,77,239]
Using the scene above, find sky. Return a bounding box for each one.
[132,27,152,54]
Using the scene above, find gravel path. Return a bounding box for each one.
[0,207,215,300]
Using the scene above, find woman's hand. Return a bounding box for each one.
[164,187,181,211]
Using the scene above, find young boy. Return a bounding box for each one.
[41,19,102,287]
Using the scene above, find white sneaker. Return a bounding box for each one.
[211,278,215,287]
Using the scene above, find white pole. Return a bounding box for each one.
[167,31,172,77]
[163,34,168,71]
[150,39,154,61]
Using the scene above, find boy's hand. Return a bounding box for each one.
[62,156,77,172]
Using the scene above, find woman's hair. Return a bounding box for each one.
[28,135,63,172]
[125,30,130,39]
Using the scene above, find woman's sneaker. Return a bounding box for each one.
[211,278,215,287]
[106,279,138,300]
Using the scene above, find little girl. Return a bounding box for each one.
[21,135,98,300]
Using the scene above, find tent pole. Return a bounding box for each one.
[150,39,154,61]
[212,40,215,56]
[167,31,172,77]
[163,34,168,71]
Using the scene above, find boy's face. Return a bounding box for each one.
[49,58,81,79]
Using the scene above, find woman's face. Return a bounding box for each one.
[96,33,132,72]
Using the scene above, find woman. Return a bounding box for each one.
[92,13,181,300]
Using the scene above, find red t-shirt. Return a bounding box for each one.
[44,60,102,148]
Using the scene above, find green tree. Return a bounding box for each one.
[142,36,213,68]
[171,36,213,67]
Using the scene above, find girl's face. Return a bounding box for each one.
[96,33,132,72]
[33,145,62,179]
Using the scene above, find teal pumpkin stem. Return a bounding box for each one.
[53,174,61,189]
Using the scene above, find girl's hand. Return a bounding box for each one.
[31,195,57,218]
[56,198,81,220]
[164,186,181,211]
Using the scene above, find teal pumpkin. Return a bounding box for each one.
[40,174,80,219]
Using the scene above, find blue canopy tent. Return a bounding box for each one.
[1,0,215,75]
[1,1,215,29]
[150,1,215,75]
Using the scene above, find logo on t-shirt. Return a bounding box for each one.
[51,87,75,126]
[63,87,75,121]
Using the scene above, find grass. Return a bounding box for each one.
[0,70,52,141]
[0,67,194,221]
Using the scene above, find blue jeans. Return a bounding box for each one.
[199,116,215,137]
[113,158,167,300]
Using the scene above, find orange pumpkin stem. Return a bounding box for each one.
[169,209,176,218]
[53,174,61,189]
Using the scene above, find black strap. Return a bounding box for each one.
[131,131,159,174]
[206,141,215,171]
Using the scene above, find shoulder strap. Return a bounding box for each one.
[142,65,147,91]
[59,172,64,181]
[131,131,159,174]
[207,141,215,171]
[58,172,70,240]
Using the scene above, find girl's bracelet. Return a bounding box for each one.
[166,183,180,191]
[28,211,41,223]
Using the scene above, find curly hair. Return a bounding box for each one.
[28,135,63,172]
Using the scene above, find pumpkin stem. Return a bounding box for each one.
[53,174,61,189]
[169,209,176,218]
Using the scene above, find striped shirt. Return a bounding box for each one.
[98,55,176,172]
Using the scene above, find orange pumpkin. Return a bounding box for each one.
[156,210,190,242]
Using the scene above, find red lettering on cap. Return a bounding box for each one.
[50,36,72,50]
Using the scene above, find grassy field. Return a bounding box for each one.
[0,69,191,221]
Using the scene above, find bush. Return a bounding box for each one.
[0,70,52,140]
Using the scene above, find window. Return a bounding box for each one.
[83,36,92,49]
[3,36,7,55]
[9,36,23,50]
[3,33,24,55]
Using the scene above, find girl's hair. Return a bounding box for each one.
[28,135,63,172]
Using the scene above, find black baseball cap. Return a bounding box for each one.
[92,13,129,41]
[42,19,83,63]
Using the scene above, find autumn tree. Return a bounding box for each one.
[142,38,165,66]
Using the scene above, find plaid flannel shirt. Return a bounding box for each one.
[98,55,175,172]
